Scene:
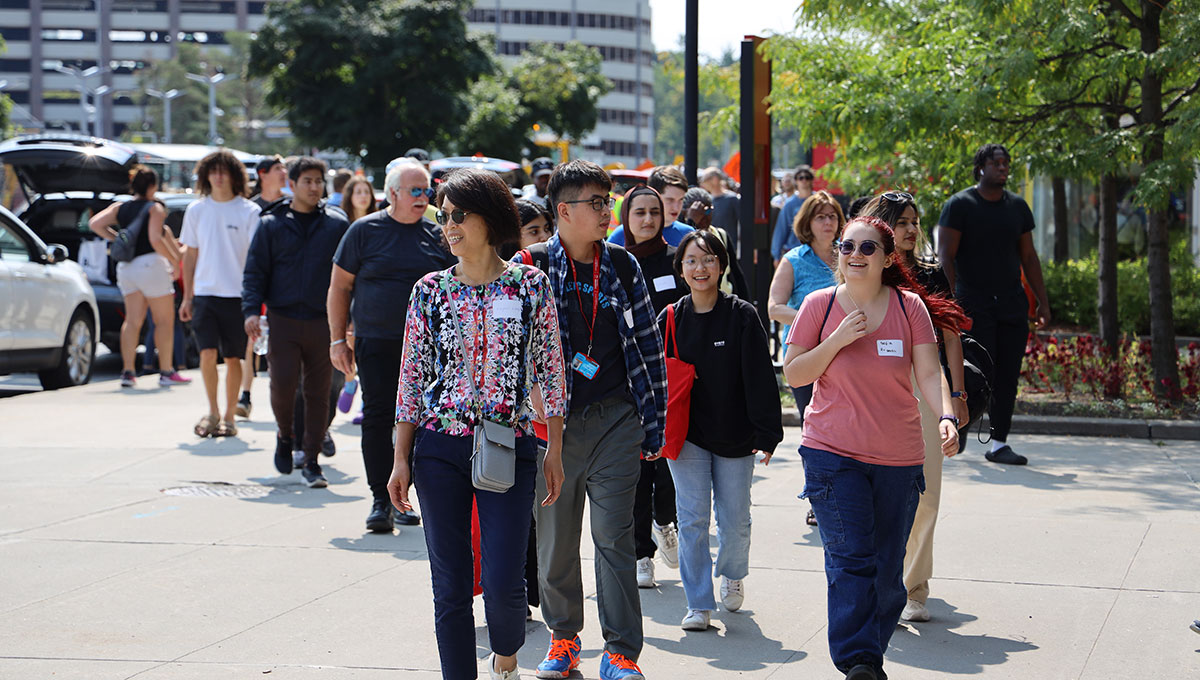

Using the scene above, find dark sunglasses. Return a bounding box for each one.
[882,191,913,203]
[796,174,815,181]
[838,239,880,256]
[401,187,436,200]
[435,209,473,226]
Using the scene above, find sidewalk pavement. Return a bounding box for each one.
[2,372,1198,679]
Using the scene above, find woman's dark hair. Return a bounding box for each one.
[861,192,933,266]
[515,198,554,230]
[342,176,377,223]
[674,228,729,277]
[436,168,520,246]
[129,164,158,196]
[195,149,249,197]
[793,189,846,244]
[973,143,1010,180]
[839,216,969,333]
[845,195,873,220]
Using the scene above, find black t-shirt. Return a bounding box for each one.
[564,259,629,409]
[294,208,320,234]
[711,193,740,254]
[938,187,1034,296]
[635,246,686,315]
[117,198,164,258]
[333,212,454,340]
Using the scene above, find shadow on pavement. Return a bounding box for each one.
[886,599,1039,673]
[178,437,255,457]
[959,458,1079,490]
[643,607,805,671]
[329,530,428,559]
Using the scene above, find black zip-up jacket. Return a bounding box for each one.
[242,199,350,320]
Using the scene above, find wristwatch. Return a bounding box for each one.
[939,414,960,426]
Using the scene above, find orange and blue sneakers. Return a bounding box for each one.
[599,650,645,680]
[536,636,581,679]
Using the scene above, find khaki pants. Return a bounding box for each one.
[904,377,944,604]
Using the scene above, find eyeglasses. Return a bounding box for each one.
[435,209,473,225]
[562,196,616,212]
[795,174,815,181]
[838,239,880,256]
[682,255,720,268]
[400,187,435,200]
[882,191,913,203]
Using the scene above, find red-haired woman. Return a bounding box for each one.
[782,216,964,680]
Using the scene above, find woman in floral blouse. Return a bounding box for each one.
[390,168,567,680]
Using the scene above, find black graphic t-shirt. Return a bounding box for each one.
[564,259,629,408]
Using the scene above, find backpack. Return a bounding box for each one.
[109,202,153,263]
[519,240,637,303]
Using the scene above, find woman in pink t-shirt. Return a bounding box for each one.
[782,216,960,680]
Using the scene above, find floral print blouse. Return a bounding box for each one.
[396,264,567,437]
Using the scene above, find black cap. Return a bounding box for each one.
[531,157,555,177]
[404,148,431,163]
[256,155,284,174]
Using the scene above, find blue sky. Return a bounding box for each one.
[649,0,800,58]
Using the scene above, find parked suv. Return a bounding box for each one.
[0,207,99,388]
[0,134,198,357]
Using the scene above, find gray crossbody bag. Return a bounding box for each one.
[442,270,517,493]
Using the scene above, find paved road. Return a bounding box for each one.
[1,373,1198,679]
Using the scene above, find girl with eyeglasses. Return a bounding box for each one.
[618,185,687,590]
[782,216,966,680]
[392,168,567,680]
[655,229,782,632]
[861,191,970,625]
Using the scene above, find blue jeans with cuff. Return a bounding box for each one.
[414,428,538,680]
[799,445,924,678]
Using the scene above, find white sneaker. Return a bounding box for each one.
[901,599,930,622]
[681,609,710,631]
[720,577,744,611]
[292,449,306,469]
[488,652,521,680]
[653,521,679,569]
[636,556,655,588]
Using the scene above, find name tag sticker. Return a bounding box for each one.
[652,275,677,292]
[623,308,634,329]
[492,298,522,319]
[877,339,904,357]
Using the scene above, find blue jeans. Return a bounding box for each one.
[413,429,537,680]
[799,446,924,677]
[667,441,754,611]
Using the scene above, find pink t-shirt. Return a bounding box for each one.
[786,286,937,466]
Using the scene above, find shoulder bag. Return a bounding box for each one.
[661,302,696,460]
[442,269,517,493]
[109,201,154,263]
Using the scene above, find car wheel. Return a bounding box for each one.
[38,309,96,390]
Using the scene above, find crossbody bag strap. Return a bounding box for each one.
[665,303,678,358]
[817,286,838,340]
[441,269,482,419]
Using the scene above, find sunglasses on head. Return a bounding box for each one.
[882,191,913,203]
[435,209,473,226]
[838,239,880,256]
[401,187,436,200]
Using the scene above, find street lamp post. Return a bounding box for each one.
[53,64,108,134]
[185,72,227,145]
[145,88,186,143]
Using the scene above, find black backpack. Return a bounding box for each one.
[519,241,637,303]
[109,202,153,263]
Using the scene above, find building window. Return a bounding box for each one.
[0,0,31,8]
[0,27,31,41]
[0,58,32,72]
[113,0,168,10]
[43,0,94,9]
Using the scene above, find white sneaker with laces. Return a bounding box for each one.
[653,521,679,569]
[636,556,655,588]
[681,609,710,631]
[901,599,930,622]
[488,652,521,679]
[720,577,744,611]
[292,450,306,469]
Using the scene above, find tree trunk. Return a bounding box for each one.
[1139,1,1181,401]
[1098,173,1119,356]
[1052,176,1069,262]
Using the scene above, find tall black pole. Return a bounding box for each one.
[684,0,698,184]
[738,39,756,310]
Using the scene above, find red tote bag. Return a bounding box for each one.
[662,304,696,460]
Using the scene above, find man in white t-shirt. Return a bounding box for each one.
[179,150,262,438]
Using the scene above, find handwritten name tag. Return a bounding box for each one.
[877,339,903,357]
[492,298,522,319]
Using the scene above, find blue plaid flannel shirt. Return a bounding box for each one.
[512,235,667,453]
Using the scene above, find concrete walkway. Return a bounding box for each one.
[1,372,1198,679]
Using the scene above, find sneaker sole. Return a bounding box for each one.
[660,555,679,569]
[681,621,708,631]
[306,478,328,489]
[535,667,576,680]
[235,405,250,418]
[365,520,394,533]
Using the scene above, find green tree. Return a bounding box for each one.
[249,0,493,167]
[457,42,611,159]
[653,50,739,166]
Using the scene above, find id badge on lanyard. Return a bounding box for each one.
[569,246,603,380]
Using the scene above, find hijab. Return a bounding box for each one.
[620,185,667,259]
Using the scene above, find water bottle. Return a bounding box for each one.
[254,315,269,355]
[337,377,358,413]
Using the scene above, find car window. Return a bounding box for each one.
[0,220,33,263]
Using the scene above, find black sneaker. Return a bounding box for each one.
[846,664,878,680]
[119,370,136,388]
[394,510,421,526]
[301,462,328,488]
[274,436,294,474]
[985,445,1028,466]
[321,430,336,457]
[365,498,394,533]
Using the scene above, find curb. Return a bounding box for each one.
[779,412,1200,440]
